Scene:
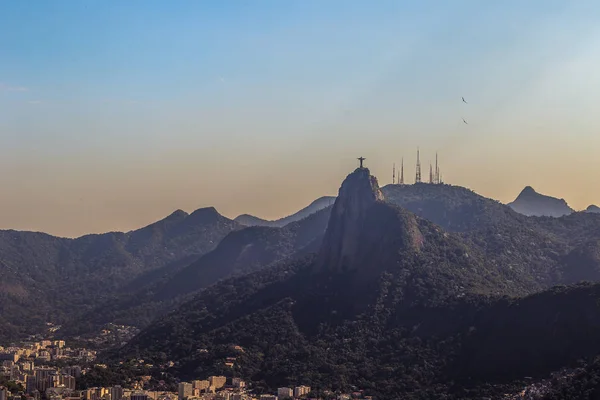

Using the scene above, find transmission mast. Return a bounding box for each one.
[400,158,404,184]
[415,148,421,183]
[392,163,396,184]
[435,153,439,184]
[429,163,433,184]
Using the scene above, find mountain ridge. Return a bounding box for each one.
[235,196,335,227]
[118,168,600,398]
[0,206,240,341]
[62,206,333,335]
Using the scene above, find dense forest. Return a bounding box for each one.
[6,168,600,399]
[114,169,600,399]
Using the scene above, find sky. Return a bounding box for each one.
[1,0,600,237]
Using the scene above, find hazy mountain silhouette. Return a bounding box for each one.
[234,196,335,227]
[159,205,331,300]
[64,206,332,334]
[507,186,574,217]
[586,204,600,213]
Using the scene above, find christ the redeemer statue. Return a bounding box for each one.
[357,157,366,168]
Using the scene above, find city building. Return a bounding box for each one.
[35,367,54,392]
[131,393,149,400]
[110,385,124,400]
[294,386,311,397]
[178,383,192,400]
[208,376,226,390]
[231,378,245,389]
[277,387,293,398]
[192,380,209,392]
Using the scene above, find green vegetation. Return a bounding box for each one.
[542,357,600,399]
[0,375,24,392]
[65,206,331,335]
[0,207,239,341]
[113,186,600,399]
[7,176,600,399]
[115,258,600,398]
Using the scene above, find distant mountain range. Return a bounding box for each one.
[113,169,600,399]
[507,186,574,217]
[236,185,595,222]
[0,207,239,340]
[2,179,599,343]
[234,196,335,227]
[64,205,332,334]
[4,170,600,398]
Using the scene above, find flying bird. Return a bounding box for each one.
[462,118,468,124]
[462,97,468,104]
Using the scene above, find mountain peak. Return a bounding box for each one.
[336,167,384,205]
[316,167,386,272]
[165,209,189,221]
[186,207,225,225]
[518,186,537,197]
[509,186,573,217]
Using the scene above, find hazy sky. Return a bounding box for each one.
[2,1,600,237]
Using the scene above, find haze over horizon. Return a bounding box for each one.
[2,0,600,237]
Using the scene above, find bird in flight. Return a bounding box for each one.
[462,118,468,124]
[462,97,468,104]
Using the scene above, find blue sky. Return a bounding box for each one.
[1,1,600,236]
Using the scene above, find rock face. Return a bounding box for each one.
[316,168,384,272]
[507,186,574,217]
[586,205,600,214]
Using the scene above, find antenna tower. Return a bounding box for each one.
[429,163,433,184]
[415,148,421,183]
[435,153,439,184]
[392,163,396,185]
[400,158,404,184]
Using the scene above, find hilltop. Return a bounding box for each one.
[508,186,574,217]
[586,204,600,213]
[381,182,522,232]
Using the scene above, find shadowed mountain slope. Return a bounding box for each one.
[381,183,523,232]
[64,206,332,334]
[0,207,239,341]
[115,168,600,399]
